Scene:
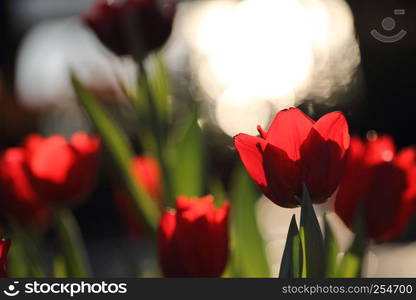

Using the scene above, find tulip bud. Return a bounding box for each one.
[83,0,176,58]
[158,195,230,277]
[234,107,350,208]
[114,156,163,239]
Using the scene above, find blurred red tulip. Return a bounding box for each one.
[158,195,230,277]
[0,148,52,228]
[0,238,10,277]
[83,0,176,57]
[234,108,350,208]
[335,135,416,242]
[25,132,100,205]
[0,132,100,228]
[114,156,163,239]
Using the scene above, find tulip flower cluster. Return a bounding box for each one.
[234,108,416,278]
[0,0,415,280]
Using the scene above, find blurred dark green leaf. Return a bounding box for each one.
[71,74,160,230]
[8,222,45,277]
[209,176,227,207]
[8,234,30,277]
[148,53,172,130]
[279,214,302,278]
[230,164,269,277]
[56,209,91,278]
[299,185,325,278]
[53,254,68,278]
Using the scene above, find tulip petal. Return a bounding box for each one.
[364,135,396,166]
[70,132,100,155]
[29,136,76,184]
[263,143,301,208]
[301,112,349,201]
[314,111,350,153]
[158,210,182,277]
[265,108,314,161]
[131,156,162,200]
[176,195,214,222]
[0,148,52,228]
[0,238,10,277]
[394,147,416,169]
[233,134,269,193]
[366,163,407,242]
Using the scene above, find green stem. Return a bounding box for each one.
[137,61,174,207]
[55,209,91,278]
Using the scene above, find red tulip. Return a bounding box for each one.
[335,135,416,242]
[25,132,100,205]
[114,156,163,239]
[0,148,52,228]
[234,108,350,208]
[158,195,230,277]
[83,0,176,57]
[0,132,100,227]
[0,238,10,277]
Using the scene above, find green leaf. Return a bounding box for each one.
[230,164,269,277]
[148,53,172,128]
[324,214,339,277]
[8,234,30,277]
[53,254,68,278]
[56,209,91,278]
[71,74,160,230]
[279,214,303,278]
[337,207,366,278]
[209,176,227,207]
[299,184,325,278]
[8,221,45,277]
[168,106,204,202]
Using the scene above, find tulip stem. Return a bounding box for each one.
[137,60,174,207]
[55,208,91,278]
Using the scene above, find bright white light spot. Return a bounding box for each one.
[188,0,313,102]
[171,0,360,136]
[15,18,136,109]
[382,151,394,162]
[216,88,276,137]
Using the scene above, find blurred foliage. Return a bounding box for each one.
[230,164,270,277]
[168,106,205,203]
[72,74,160,230]
[55,209,91,278]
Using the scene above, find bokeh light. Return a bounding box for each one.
[166,0,360,136]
